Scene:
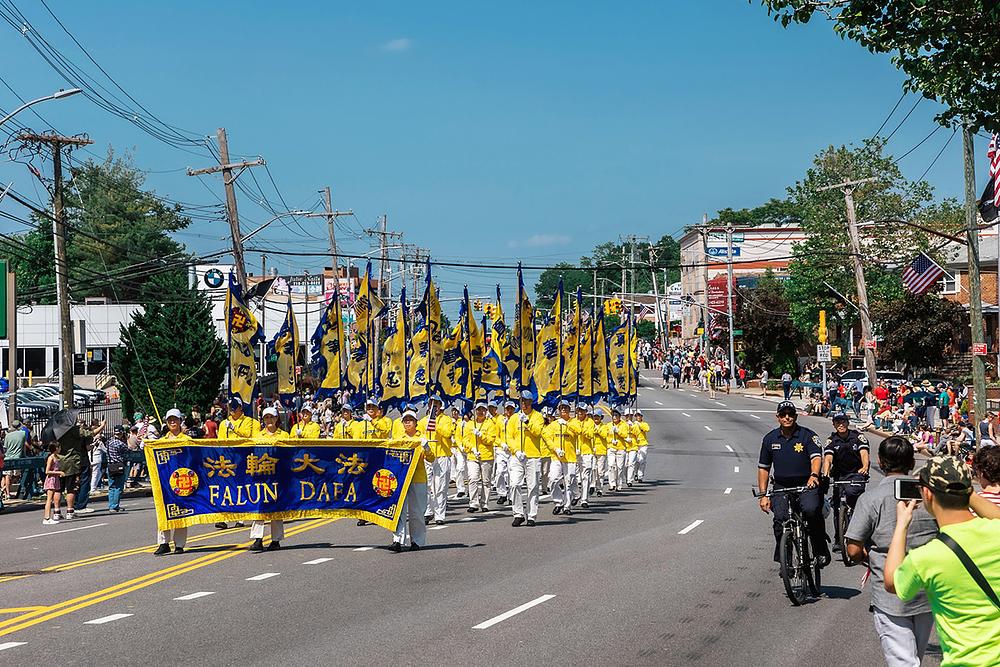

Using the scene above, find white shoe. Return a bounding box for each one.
[43,518,59,525]
[76,507,95,514]
[64,512,75,520]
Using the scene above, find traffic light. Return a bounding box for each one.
[602,298,623,315]
[473,299,483,312]
[818,309,827,344]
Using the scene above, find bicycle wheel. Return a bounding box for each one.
[779,529,808,606]
[807,535,822,597]
[838,504,852,567]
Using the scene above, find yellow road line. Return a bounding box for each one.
[0,518,335,638]
[0,576,29,584]
[0,607,45,613]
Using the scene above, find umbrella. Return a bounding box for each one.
[40,408,80,444]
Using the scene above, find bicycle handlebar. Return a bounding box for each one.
[752,485,812,498]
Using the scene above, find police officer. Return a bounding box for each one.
[757,400,831,566]
[823,411,869,552]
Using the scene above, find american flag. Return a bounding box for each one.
[902,252,945,295]
[982,134,1000,223]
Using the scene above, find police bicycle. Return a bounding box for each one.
[828,476,868,567]
[753,484,823,606]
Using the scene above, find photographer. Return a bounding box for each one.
[885,456,1000,667]
[845,436,937,666]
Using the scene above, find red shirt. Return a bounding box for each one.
[874,386,889,401]
[204,419,218,438]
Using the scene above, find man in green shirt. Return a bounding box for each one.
[885,456,1000,667]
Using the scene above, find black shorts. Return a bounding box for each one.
[61,473,81,495]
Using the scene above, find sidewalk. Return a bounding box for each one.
[0,482,154,515]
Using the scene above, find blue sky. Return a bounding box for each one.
[0,1,991,308]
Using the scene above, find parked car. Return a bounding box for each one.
[837,369,907,387]
[38,382,106,404]
[29,385,94,406]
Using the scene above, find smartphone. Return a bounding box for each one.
[894,478,923,501]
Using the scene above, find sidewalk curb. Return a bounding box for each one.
[0,485,153,515]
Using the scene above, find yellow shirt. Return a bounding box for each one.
[634,421,650,446]
[158,431,191,441]
[257,427,289,441]
[289,421,321,439]
[492,415,508,449]
[594,422,610,456]
[576,418,596,456]
[508,410,546,458]
[544,419,579,463]
[418,413,455,458]
[356,416,392,440]
[463,418,497,460]
[219,415,261,439]
[389,423,433,483]
[607,420,627,450]
[331,420,360,440]
[624,420,640,451]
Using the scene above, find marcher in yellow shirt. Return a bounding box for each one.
[489,400,510,506]
[634,411,651,483]
[452,407,472,499]
[464,402,497,512]
[418,396,455,525]
[359,399,392,439]
[249,407,288,552]
[508,391,546,526]
[575,404,597,508]
[545,400,581,515]
[593,410,610,496]
[624,410,640,487]
[218,398,261,439]
[289,404,321,439]
[387,410,434,552]
[154,408,190,555]
[607,408,627,491]
[331,406,360,440]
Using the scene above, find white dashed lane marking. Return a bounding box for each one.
[84,613,133,625]
[353,547,374,552]
[734,466,740,473]
[429,525,448,531]
[724,488,732,494]
[678,520,704,535]
[654,400,663,406]
[303,557,333,565]
[0,643,27,651]
[17,523,109,540]
[682,413,691,418]
[473,594,556,630]
[174,591,215,601]
[725,445,734,452]
[246,572,280,581]
[704,425,712,432]
[751,414,761,419]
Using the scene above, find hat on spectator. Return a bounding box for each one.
[165,408,184,421]
[228,397,243,411]
[262,407,279,418]
[776,400,797,415]
[402,409,418,421]
[918,455,973,496]
[113,424,126,435]
[503,400,517,410]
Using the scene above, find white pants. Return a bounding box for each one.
[157,527,187,548]
[625,450,638,484]
[637,446,648,480]
[613,450,627,489]
[492,449,510,497]
[607,449,619,489]
[451,449,467,495]
[90,457,104,490]
[426,457,450,521]
[507,456,540,520]
[393,482,428,547]
[550,460,578,510]
[540,458,551,494]
[250,520,284,541]
[467,458,493,510]
[595,454,608,492]
[872,609,933,667]
[579,454,595,503]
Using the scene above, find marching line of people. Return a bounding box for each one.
[148,392,653,554]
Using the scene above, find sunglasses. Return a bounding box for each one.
[777,411,797,418]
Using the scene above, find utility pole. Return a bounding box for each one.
[260,253,267,373]
[303,187,351,282]
[700,214,711,358]
[366,216,403,302]
[187,128,264,288]
[818,178,879,391]
[592,270,598,314]
[962,124,986,447]
[18,132,93,409]
[725,224,737,386]
[648,246,666,351]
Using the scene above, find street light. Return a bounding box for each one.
[0,88,83,127]
[240,210,313,243]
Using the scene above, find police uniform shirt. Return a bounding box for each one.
[824,430,869,479]
[758,424,821,486]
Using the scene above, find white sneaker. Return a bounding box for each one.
[43,518,59,525]
[52,514,63,521]
[76,507,95,514]
[64,512,75,520]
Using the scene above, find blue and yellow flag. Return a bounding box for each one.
[532,280,563,407]
[226,271,263,415]
[439,320,467,402]
[481,314,504,391]
[348,262,385,403]
[311,282,346,399]
[591,311,610,401]
[491,284,514,383]
[461,287,483,404]
[608,312,636,405]
[408,262,442,403]
[578,316,594,403]
[560,287,582,402]
[510,266,536,393]
[379,288,410,410]
[268,298,299,405]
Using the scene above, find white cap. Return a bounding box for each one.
[402,409,418,420]
[165,408,184,421]
[262,407,279,418]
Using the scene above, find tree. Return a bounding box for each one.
[783,140,962,340]
[112,271,226,419]
[714,198,803,228]
[1,149,192,305]
[760,1,1000,132]
[871,291,968,373]
[736,271,803,373]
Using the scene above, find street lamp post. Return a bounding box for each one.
[0,88,82,127]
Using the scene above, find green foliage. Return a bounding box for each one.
[636,320,656,340]
[0,149,192,305]
[783,141,957,338]
[534,234,680,309]
[112,271,226,419]
[714,198,803,227]
[871,291,967,372]
[759,1,1000,132]
[736,272,803,373]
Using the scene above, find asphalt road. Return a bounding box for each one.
[0,378,942,665]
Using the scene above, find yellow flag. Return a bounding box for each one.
[591,310,610,400]
[348,262,384,398]
[560,287,582,400]
[578,318,593,402]
[311,284,346,398]
[226,271,263,414]
[439,321,465,401]
[480,314,504,391]
[511,266,535,391]
[608,317,630,401]
[461,287,483,403]
[379,288,409,408]
[408,265,442,402]
[491,284,514,381]
[268,298,299,402]
[532,280,562,406]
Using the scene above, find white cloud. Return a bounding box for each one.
[380,38,412,52]
[507,234,572,249]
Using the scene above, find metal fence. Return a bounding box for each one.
[21,400,126,442]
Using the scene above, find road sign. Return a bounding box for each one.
[831,346,842,358]
[733,329,743,336]
[817,344,832,363]
[707,231,744,243]
[973,342,988,356]
[864,339,877,350]
[706,246,741,257]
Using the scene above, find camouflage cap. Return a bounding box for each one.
[918,455,973,496]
